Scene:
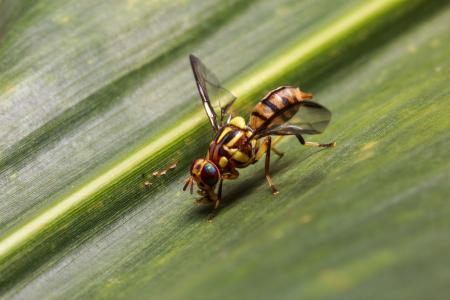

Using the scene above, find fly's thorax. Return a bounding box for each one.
[208,121,256,171]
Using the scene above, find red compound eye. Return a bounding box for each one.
[200,162,219,186]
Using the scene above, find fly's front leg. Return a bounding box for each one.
[195,189,212,205]
[296,135,336,148]
[264,137,279,195]
[208,179,223,222]
[194,197,211,205]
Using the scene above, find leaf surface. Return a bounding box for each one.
[0,0,449,299]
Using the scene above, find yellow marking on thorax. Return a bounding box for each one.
[229,116,246,129]
[232,150,250,163]
[223,145,236,155]
[219,157,228,168]
[217,127,232,142]
[226,131,244,147]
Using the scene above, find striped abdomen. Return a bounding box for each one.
[249,86,313,131]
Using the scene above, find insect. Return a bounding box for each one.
[183,55,335,220]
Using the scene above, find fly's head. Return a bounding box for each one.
[183,158,220,196]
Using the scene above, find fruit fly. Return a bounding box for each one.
[183,55,335,220]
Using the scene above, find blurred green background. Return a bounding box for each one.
[0,0,449,299]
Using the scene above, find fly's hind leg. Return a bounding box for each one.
[208,179,223,222]
[296,135,336,148]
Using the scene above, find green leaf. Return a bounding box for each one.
[1,0,449,299]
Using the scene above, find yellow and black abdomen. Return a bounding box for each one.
[249,86,313,131]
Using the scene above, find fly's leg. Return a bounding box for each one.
[257,137,284,159]
[195,197,211,205]
[255,137,279,195]
[271,136,285,158]
[264,137,279,195]
[296,135,336,148]
[271,147,284,158]
[222,169,239,180]
[208,179,223,222]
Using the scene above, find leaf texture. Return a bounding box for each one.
[0,0,449,299]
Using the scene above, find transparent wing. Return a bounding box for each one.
[254,100,331,138]
[190,54,237,131]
